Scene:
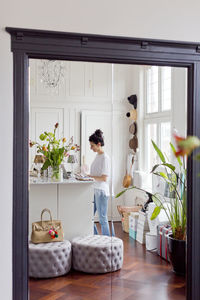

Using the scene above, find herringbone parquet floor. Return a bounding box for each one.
[29,222,185,300]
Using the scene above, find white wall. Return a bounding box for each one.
[29,60,138,221]
[0,1,199,298]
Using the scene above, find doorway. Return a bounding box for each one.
[6,27,200,300]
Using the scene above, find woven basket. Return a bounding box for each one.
[117,205,142,233]
[121,212,130,233]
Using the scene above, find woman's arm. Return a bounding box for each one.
[89,174,108,182]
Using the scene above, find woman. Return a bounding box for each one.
[89,129,114,236]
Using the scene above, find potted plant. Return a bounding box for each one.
[116,135,200,275]
[150,140,187,275]
[30,123,80,180]
[167,134,200,274]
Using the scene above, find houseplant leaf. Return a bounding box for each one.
[115,189,128,198]
[150,206,161,220]
[151,163,175,173]
[170,142,182,167]
[152,140,166,163]
[41,159,51,170]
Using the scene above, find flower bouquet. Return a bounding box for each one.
[30,123,80,180]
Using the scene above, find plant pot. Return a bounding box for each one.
[168,234,186,276]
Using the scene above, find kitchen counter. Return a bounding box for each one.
[29,176,94,241]
[29,176,94,185]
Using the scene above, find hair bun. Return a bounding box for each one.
[95,129,103,137]
[89,129,104,146]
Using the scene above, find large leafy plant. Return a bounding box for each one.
[116,140,187,240]
[30,123,80,178]
[149,141,186,240]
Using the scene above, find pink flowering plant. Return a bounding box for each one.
[173,133,200,158]
[30,123,80,179]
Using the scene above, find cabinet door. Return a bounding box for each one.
[58,183,94,241]
[93,63,111,98]
[29,185,58,239]
[85,62,112,99]
[81,110,112,168]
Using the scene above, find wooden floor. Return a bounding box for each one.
[29,222,186,300]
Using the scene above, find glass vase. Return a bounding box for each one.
[48,165,63,182]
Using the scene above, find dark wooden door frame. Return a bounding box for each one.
[6,27,200,300]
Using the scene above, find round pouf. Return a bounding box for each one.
[29,240,72,278]
[72,235,123,274]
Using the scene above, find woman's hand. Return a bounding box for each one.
[89,174,108,182]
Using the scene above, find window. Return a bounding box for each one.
[144,66,172,172]
[147,66,158,113]
[161,67,171,111]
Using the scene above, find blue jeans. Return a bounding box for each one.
[93,189,115,236]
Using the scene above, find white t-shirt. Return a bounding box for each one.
[90,152,110,196]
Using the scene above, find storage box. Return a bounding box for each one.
[136,228,149,244]
[129,228,137,240]
[157,225,172,262]
[129,212,139,230]
[146,232,157,251]
[136,211,149,244]
[129,212,139,239]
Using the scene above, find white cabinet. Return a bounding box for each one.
[29,184,58,239]
[69,62,85,96]
[30,107,64,140]
[93,63,111,98]
[29,180,94,241]
[30,59,112,100]
[58,183,94,240]
[69,61,112,99]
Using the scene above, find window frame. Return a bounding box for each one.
[143,66,173,172]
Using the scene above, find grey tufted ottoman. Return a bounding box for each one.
[29,240,72,278]
[72,235,123,274]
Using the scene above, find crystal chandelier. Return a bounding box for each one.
[40,60,64,88]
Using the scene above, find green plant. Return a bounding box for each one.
[150,141,187,240]
[30,123,80,179]
[116,140,187,240]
